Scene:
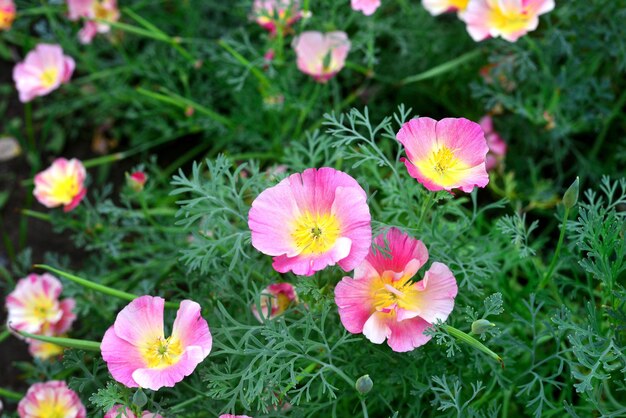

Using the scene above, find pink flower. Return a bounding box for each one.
[292,31,351,82]
[18,381,86,418]
[422,0,468,15]
[104,405,163,418]
[248,167,371,276]
[219,415,253,418]
[396,117,489,193]
[351,0,381,16]
[335,228,458,352]
[252,283,298,322]
[127,171,148,192]
[33,158,87,212]
[252,0,300,34]
[479,115,507,172]
[460,0,555,42]
[101,296,213,391]
[67,0,120,44]
[12,44,75,103]
[0,0,16,31]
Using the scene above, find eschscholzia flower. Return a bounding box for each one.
[219,415,253,418]
[292,31,351,82]
[252,283,298,322]
[351,0,381,16]
[101,296,212,391]
[479,115,507,172]
[104,405,163,418]
[422,0,468,15]
[252,0,300,34]
[460,0,555,42]
[34,158,87,212]
[127,171,148,192]
[18,381,86,418]
[248,167,371,276]
[335,228,458,352]
[67,0,120,44]
[12,44,75,103]
[396,117,489,193]
[0,0,15,31]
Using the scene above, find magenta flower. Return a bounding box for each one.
[252,0,300,34]
[18,381,86,418]
[101,296,212,391]
[396,117,489,193]
[249,167,372,276]
[460,0,555,42]
[351,0,381,16]
[335,228,458,352]
[422,0,468,15]
[127,171,148,192]
[67,0,120,44]
[12,44,75,103]
[292,31,351,82]
[104,405,163,418]
[479,115,507,172]
[0,0,16,31]
[251,283,298,322]
[33,158,87,212]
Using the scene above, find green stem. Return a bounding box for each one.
[400,50,483,86]
[279,362,320,398]
[170,395,204,412]
[14,330,101,352]
[538,207,570,291]
[0,387,24,401]
[590,88,626,159]
[444,325,504,367]
[217,39,271,90]
[416,193,434,231]
[24,102,36,158]
[0,328,10,343]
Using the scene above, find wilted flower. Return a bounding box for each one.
[460,0,555,42]
[252,283,298,322]
[0,0,15,31]
[422,0,468,15]
[351,0,381,16]
[12,44,75,103]
[292,31,351,82]
[18,381,86,418]
[335,228,458,352]
[104,405,163,418]
[252,0,300,34]
[127,171,148,192]
[248,167,371,276]
[101,296,212,391]
[67,0,120,44]
[396,117,489,193]
[479,115,507,172]
[34,158,87,212]
[0,136,21,162]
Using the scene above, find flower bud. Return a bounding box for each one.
[132,389,147,408]
[471,319,495,335]
[355,374,373,395]
[563,177,579,209]
[126,171,147,192]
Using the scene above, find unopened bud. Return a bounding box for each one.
[471,319,495,335]
[132,389,147,408]
[126,171,147,192]
[355,374,373,395]
[563,177,579,209]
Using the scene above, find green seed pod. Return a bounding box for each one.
[133,389,148,408]
[563,177,580,209]
[355,374,374,395]
[471,319,495,335]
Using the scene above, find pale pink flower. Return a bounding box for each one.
[396,117,489,193]
[351,0,381,16]
[460,0,555,42]
[292,31,351,82]
[12,44,75,103]
[252,0,300,34]
[34,158,87,212]
[422,0,468,15]
[252,283,298,322]
[0,0,16,31]
[18,381,86,418]
[127,171,148,192]
[479,115,507,172]
[101,296,213,391]
[67,0,120,44]
[104,405,163,418]
[335,228,458,352]
[248,167,371,276]
[219,415,253,418]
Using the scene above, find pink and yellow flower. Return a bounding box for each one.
[18,381,86,418]
[248,167,371,276]
[335,228,458,352]
[0,0,15,31]
[104,405,163,418]
[460,0,555,42]
[67,0,120,44]
[252,283,298,322]
[34,158,87,212]
[351,0,381,16]
[101,296,213,391]
[252,0,300,34]
[12,44,75,103]
[292,31,351,83]
[396,117,489,193]
[479,115,507,172]
[422,0,468,15]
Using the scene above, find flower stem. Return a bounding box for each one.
[538,207,570,291]
[444,325,504,368]
[400,49,482,86]
[416,193,434,231]
[14,329,101,352]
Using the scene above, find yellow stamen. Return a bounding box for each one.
[40,68,59,89]
[371,275,422,314]
[292,212,341,255]
[142,336,183,369]
[33,398,68,418]
[489,6,532,34]
[450,0,469,11]
[50,175,80,204]
[415,145,470,188]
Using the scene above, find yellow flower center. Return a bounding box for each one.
[142,336,183,369]
[33,398,68,418]
[450,0,469,11]
[27,296,58,322]
[415,145,470,188]
[432,146,457,175]
[0,9,16,29]
[372,275,420,312]
[50,174,81,204]
[40,68,59,89]
[490,6,532,34]
[292,212,341,255]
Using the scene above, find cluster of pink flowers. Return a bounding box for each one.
[67,0,120,44]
